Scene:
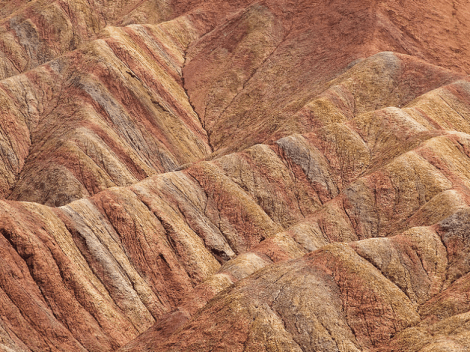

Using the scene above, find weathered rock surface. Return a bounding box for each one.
[2,0,470,351]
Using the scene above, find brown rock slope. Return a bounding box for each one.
[0,15,213,206]
[2,0,470,351]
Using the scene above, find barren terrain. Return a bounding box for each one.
[1,0,470,351]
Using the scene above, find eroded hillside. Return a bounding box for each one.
[1,0,470,351]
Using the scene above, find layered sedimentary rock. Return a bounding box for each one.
[2,0,470,351]
[0,15,214,206]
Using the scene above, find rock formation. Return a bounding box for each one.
[1,0,470,351]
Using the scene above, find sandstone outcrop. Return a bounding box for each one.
[2,0,470,351]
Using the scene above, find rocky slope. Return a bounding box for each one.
[2,0,470,351]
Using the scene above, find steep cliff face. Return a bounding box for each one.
[2,0,470,351]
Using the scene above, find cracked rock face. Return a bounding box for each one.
[2,0,470,351]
